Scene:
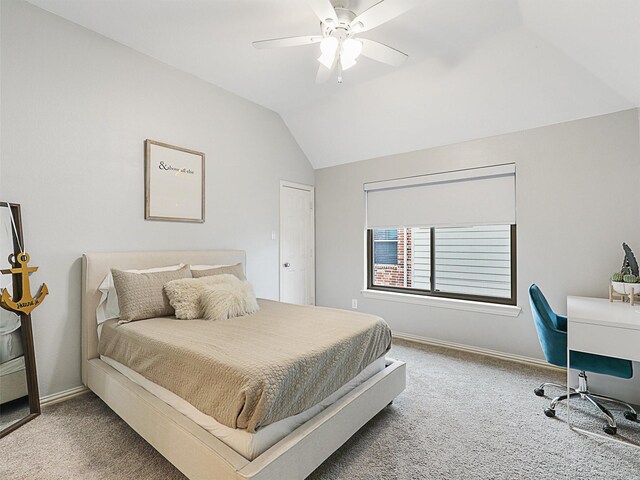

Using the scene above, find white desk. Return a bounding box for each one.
[567,296,640,445]
[568,296,640,362]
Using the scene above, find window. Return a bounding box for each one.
[373,229,398,265]
[363,164,517,305]
[367,225,516,304]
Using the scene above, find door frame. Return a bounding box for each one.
[279,180,315,305]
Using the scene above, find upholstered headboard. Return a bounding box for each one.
[81,249,246,385]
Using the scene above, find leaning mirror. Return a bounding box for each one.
[0,202,40,437]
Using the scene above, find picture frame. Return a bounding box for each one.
[144,139,205,223]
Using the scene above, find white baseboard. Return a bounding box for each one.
[40,385,89,406]
[393,331,564,372]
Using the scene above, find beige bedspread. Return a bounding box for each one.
[98,299,391,432]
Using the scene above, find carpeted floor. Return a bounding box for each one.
[1,339,639,479]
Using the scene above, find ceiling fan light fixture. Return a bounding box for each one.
[342,38,362,60]
[318,36,339,68]
[340,55,357,71]
[339,38,361,71]
[318,52,335,69]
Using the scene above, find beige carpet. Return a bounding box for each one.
[1,339,639,479]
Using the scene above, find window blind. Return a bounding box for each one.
[364,164,515,229]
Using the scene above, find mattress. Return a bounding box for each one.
[0,355,25,376]
[0,356,27,404]
[101,354,386,460]
[99,299,392,432]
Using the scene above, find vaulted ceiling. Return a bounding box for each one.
[26,0,640,168]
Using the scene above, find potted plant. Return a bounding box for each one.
[611,243,640,297]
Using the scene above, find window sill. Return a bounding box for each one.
[360,289,521,317]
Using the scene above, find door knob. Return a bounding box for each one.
[283,262,290,268]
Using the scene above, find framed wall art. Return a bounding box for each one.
[144,139,205,223]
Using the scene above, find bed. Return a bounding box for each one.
[82,250,406,480]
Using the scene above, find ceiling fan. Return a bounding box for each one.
[253,0,415,84]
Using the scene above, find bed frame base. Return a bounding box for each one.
[87,358,405,480]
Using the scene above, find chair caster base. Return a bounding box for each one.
[534,388,545,397]
[544,408,556,418]
[624,411,637,422]
[603,424,617,435]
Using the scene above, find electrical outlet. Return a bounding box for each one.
[351,299,358,309]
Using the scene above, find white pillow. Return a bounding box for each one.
[96,263,185,326]
[189,264,229,271]
[200,277,259,321]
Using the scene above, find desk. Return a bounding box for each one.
[567,296,640,445]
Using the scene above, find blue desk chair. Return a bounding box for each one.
[529,284,636,435]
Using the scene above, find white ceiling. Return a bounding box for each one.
[26,0,640,168]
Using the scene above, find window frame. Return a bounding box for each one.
[366,225,517,306]
[372,229,399,265]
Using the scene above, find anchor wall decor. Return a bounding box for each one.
[0,252,48,315]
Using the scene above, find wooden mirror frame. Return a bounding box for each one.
[0,202,41,438]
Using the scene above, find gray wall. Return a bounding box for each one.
[316,109,640,401]
[0,1,2,200]
[0,0,314,397]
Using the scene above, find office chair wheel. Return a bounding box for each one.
[544,408,556,418]
[624,411,637,422]
[603,425,617,435]
[534,388,545,397]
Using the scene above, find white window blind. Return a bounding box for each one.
[364,164,515,229]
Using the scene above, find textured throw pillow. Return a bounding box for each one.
[96,264,185,325]
[112,265,192,323]
[200,279,259,321]
[191,263,246,281]
[164,274,241,320]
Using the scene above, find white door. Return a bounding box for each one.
[280,182,315,305]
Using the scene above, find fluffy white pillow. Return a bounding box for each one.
[96,264,185,326]
[164,274,239,320]
[200,278,259,321]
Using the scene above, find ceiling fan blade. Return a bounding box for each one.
[316,62,336,84]
[309,0,338,23]
[351,0,416,33]
[360,38,408,67]
[253,35,322,49]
